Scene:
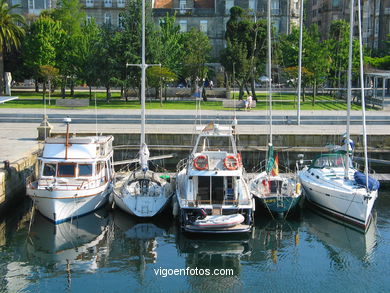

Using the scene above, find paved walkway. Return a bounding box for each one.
[1,108,389,164]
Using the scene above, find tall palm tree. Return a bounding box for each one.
[0,0,25,94]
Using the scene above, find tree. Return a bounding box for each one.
[147,66,177,104]
[51,0,86,97]
[325,20,359,89]
[304,25,329,102]
[75,20,101,100]
[39,65,59,100]
[94,24,118,102]
[281,24,329,103]
[0,0,25,94]
[221,6,267,99]
[23,16,64,95]
[154,13,183,76]
[115,0,157,102]
[181,28,211,93]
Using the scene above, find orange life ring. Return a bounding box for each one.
[224,155,239,170]
[193,155,208,170]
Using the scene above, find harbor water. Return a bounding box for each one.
[1,190,389,293]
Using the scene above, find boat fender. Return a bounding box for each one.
[295,183,301,194]
[224,155,239,170]
[193,155,208,170]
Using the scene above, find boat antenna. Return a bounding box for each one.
[64,116,72,160]
[267,0,273,146]
[357,0,369,189]
[345,0,354,179]
[94,92,98,139]
[296,0,304,125]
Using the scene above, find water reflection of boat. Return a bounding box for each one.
[112,209,168,269]
[302,208,377,262]
[27,208,110,267]
[176,232,251,292]
[250,218,301,264]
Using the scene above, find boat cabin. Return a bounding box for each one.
[36,136,114,189]
[309,153,352,169]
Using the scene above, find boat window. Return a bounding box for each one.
[196,136,233,153]
[312,154,347,168]
[58,163,76,177]
[78,164,93,176]
[42,163,56,177]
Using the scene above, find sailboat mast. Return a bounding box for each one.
[140,0,146,147]
[267,0,273,145]
[297,0,303,125]
[357,0,369,189]
[345,0,354,179]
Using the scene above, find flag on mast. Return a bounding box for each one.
[271,155,279,176]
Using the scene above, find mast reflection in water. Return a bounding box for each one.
[0,192,389,292]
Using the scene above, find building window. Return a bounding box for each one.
[332,0,341,8]
[117,0,125,8]
[118,14,124,28]
[226,0,234,14]
[12,0,21,5]
[179,20,187,32]
[200,20,207,33]
[104,13,112,24]
[179,0,187,14]
[86,0,93,7]
[28,0,34,9]
[104,0,112,8]
[271,0,280,15]
[248,0,255,11]
[272,20,280,34]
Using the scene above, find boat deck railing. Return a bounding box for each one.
[28,177,108,191]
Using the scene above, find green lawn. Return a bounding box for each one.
[1,90,367,111]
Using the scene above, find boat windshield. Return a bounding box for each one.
[311,154,351,169]
[195,135,235,153]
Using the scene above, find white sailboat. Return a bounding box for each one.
[26,118,114,223]
[113,0,173,217]
[249,0,301,217]
[299,0,380,230]
[175,122,254,233]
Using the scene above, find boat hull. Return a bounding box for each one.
[300,170,377,229]
[256,195,301,215]
[114,192,172,218]
[27,183,111,224]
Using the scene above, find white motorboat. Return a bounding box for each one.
[299,0,380,230]
[175,122,254,233]
[27,119,114,223]
[112,0,173,217]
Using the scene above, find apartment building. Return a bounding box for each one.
[152,0,301,57]
[7,0,300,58]
[306,0,390,52]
